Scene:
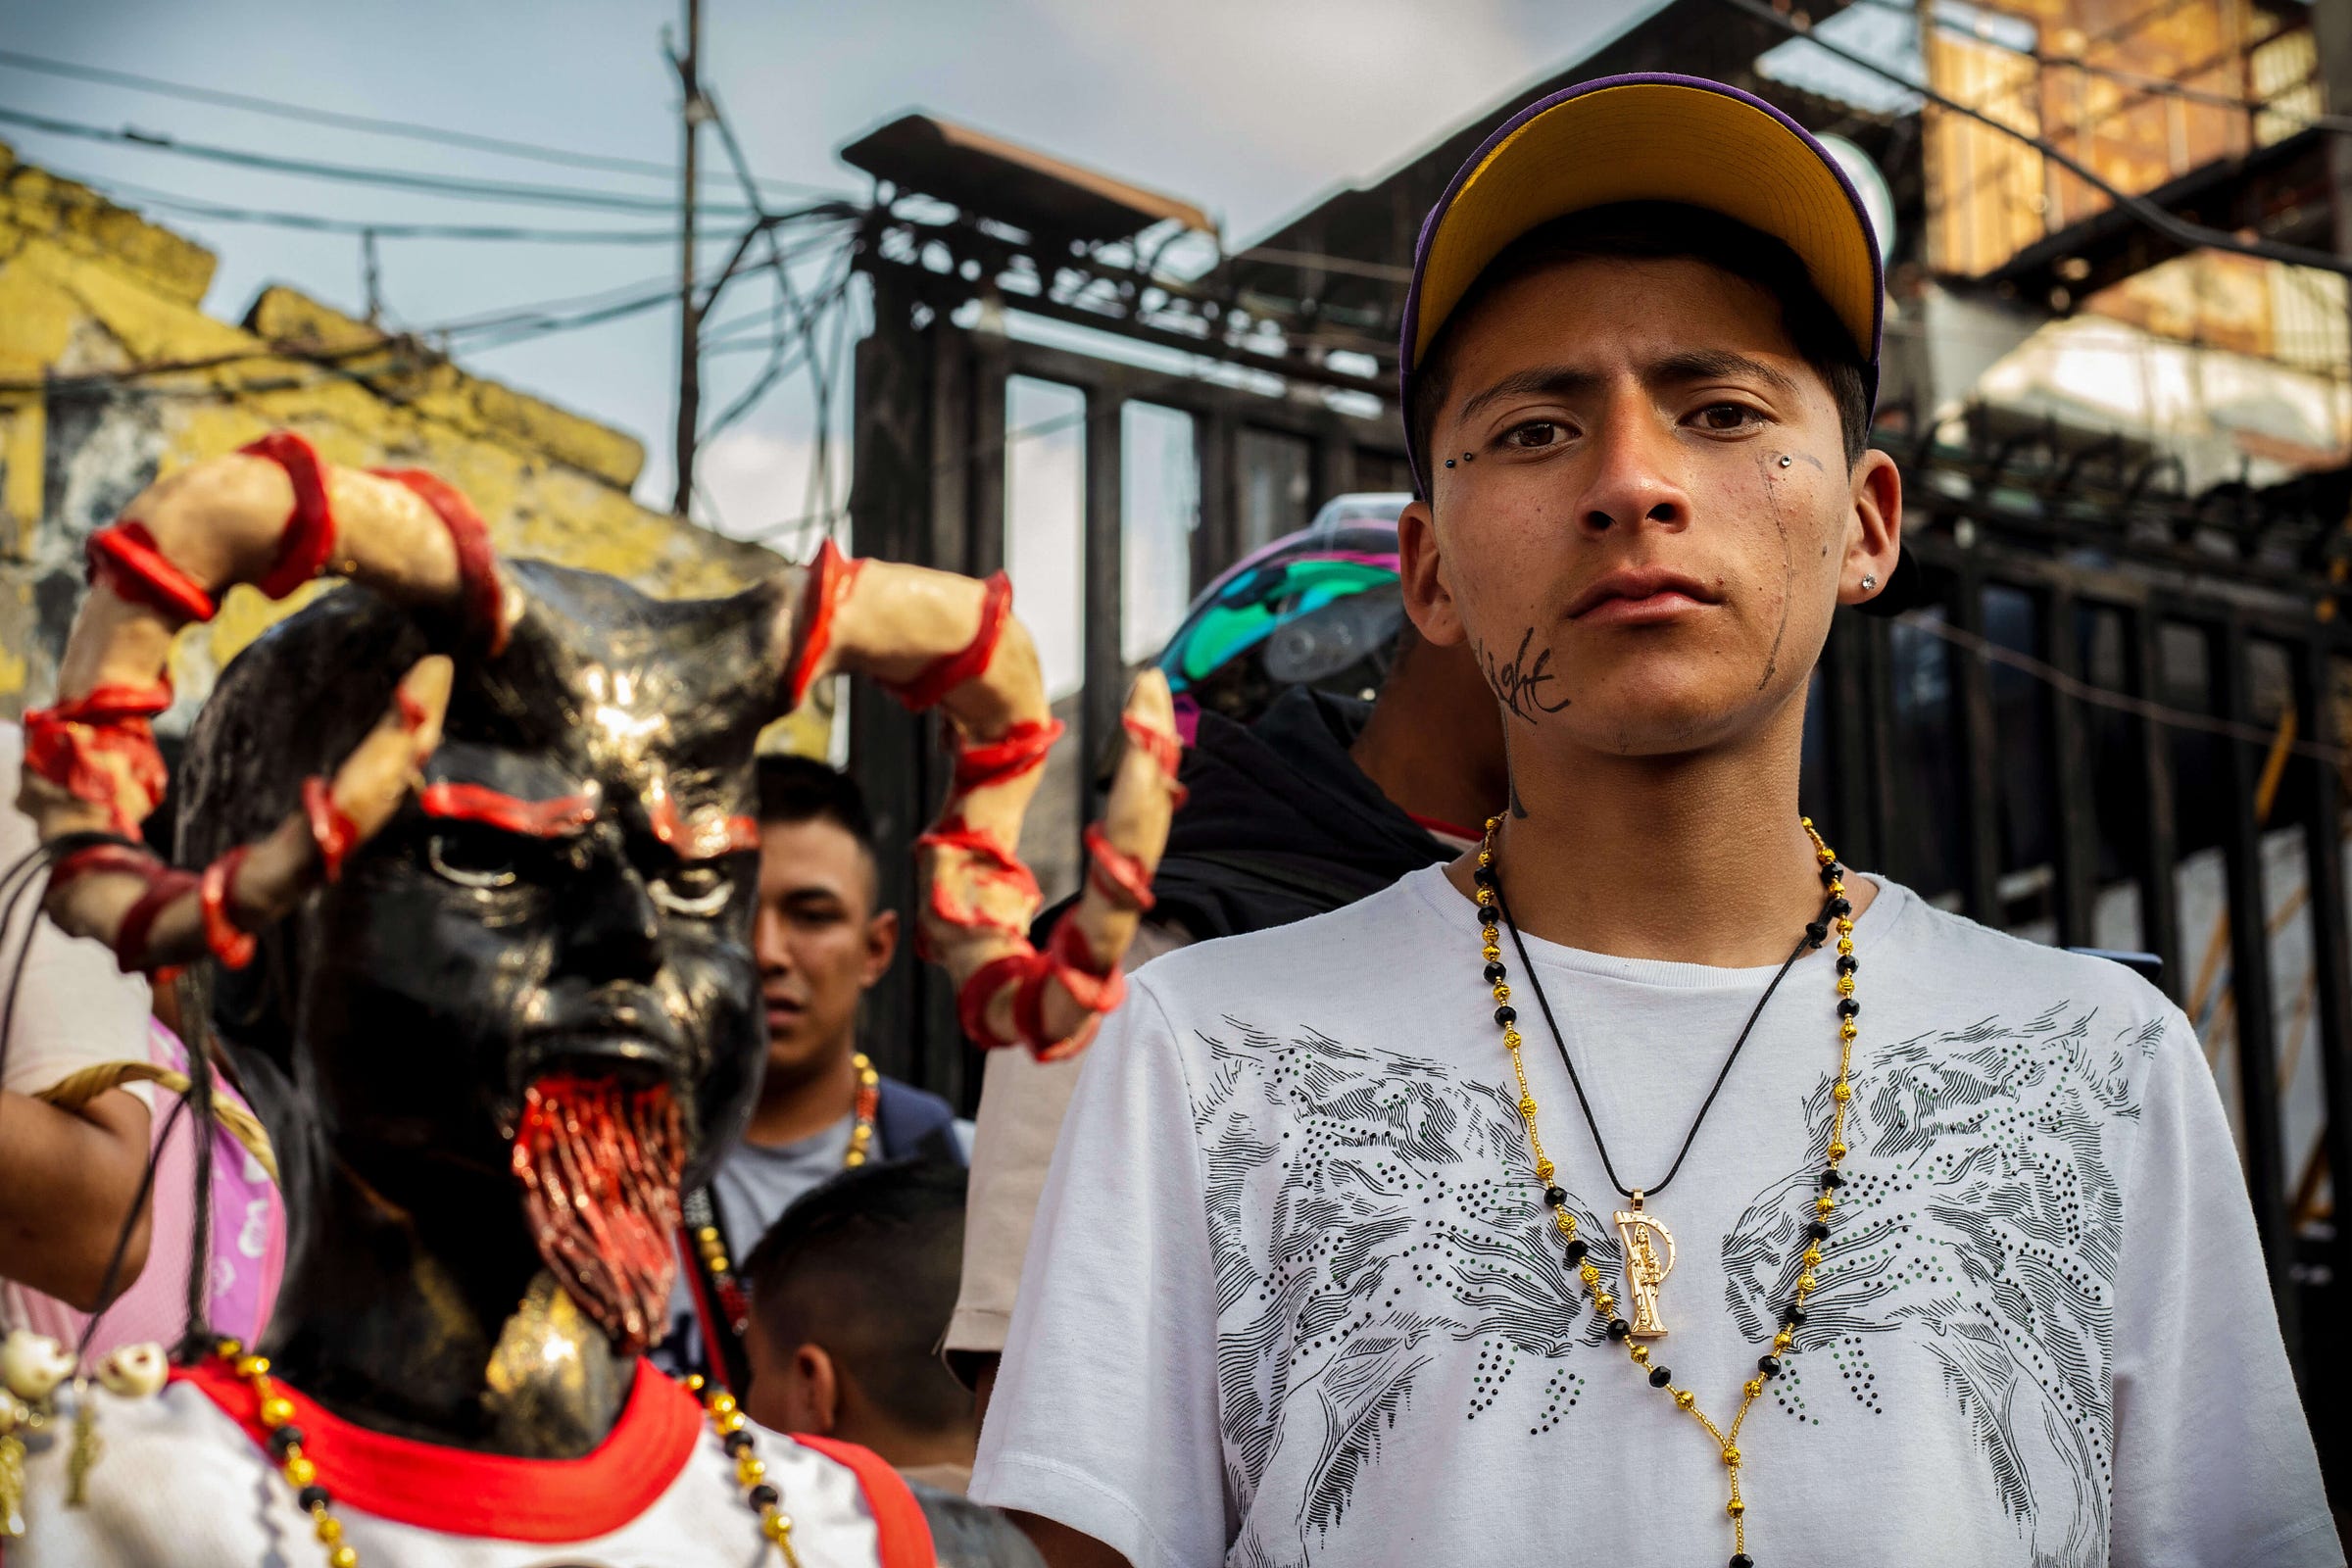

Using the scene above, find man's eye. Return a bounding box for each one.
[1694,403,1763,431]
[427,827,519,890]
[1501,419,1565,449]
[653,865,732,917]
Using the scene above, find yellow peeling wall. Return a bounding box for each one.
[0,141,825,753]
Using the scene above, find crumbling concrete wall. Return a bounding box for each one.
[0,141,827,755]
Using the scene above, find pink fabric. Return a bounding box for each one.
[11,1020,283,1356]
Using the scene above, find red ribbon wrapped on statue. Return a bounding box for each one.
[242,432,338,600]
[20,684,174,838]
[303,776,360,884]
[888,571,1010,712]
[952,717,1063,795]
[372,466,508,655]
[85,520,218,624]
[198,846,256,970]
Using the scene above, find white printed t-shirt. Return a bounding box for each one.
[972,866,2341,1568]
[20,1357,928,1567]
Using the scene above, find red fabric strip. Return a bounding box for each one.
[1046,911,1125,1011]
[241,432,337,600]
[1082,822,1155,912]
[419,782,596,838]
[173,1357,701,1544]
[791,1433,938,1568]
[20,702,169,838]
[49,844,163,891]
[54,683,172,723]
[951,717,1063,795]
[114,869,197,972]
[85,520,217,623]
[915,821,1040,938]
[198,846,255,969]
[887,571,1010,713]
[371,466,508,655]
[956,951,1036,1052]
[1121,710,1183,784]
[302,775,359,883]
[787,538,861,710]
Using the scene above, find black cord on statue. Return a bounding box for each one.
[1492,869,1834,1201]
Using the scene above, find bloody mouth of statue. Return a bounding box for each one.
[509,1073,686,1354]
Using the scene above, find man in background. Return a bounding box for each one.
[661,756,967,1386]
[944,618,1507,1397]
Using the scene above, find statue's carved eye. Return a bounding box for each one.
[653,864,731,917]
[427,826,520,890]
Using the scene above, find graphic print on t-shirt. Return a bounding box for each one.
[1195,1000,2157,1568]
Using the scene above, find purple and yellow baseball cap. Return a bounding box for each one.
[1398,73,1885,500]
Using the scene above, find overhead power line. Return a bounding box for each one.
[1723,0,2352,279]
[0,46,848,203]
[25,168,731,245]
[0,103,765,218]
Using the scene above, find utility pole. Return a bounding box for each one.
[669,0,707,518]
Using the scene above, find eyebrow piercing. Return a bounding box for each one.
[1778,455,1793,468]
[1445,459,1456,468]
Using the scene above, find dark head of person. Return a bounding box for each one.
[740,1156,973,1466]
[174,559,788,1453]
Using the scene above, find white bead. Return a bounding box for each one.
[97,1343,169,1398]
[2,1330,74,1400]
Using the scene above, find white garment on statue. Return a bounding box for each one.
[18,1377,894,1567]
[973,866,2341,1568]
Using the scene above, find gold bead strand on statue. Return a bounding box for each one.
[687,1374,803,1567]
[1472,814,1861,1568]
[220,1341,358,1568]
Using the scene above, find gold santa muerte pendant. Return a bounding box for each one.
[1612,1191,1676,1339]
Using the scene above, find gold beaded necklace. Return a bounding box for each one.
[1471,815,1859,1568]
[688,1050,882,1294]
[217,1341,804,1567]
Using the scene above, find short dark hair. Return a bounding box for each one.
[756,754,875,853]
[742,1157,970,1435]
[1408,201,1870,474]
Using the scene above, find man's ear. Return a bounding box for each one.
[792,1342,840,1435]
[1397,497,1466,647]
[861,908,899,988]
[1838,449,1902,609]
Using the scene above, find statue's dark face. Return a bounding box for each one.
[286,570,782,1209]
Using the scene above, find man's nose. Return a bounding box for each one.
[1576,397,1691,536]
[752,903,791,976]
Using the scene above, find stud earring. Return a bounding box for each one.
[1778,455,1793,468]
[1860,573,1879,591]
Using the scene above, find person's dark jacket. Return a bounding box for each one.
[1046,685,1457,945]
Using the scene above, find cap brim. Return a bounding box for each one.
[1402,75,1884,495]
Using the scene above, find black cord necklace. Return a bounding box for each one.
[1490,871,1835,1203]
[1472,816,1862,1568]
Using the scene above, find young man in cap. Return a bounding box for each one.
[971,74,2339,1568]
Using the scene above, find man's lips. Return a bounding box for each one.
[1566,566,1721,626]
